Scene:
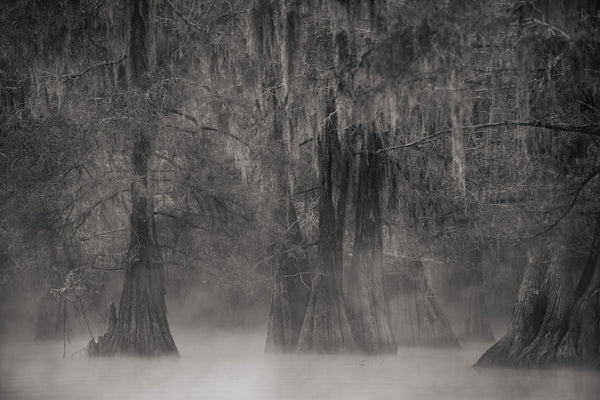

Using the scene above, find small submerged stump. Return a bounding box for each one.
[88,303,116,356]
[383,259,459,347]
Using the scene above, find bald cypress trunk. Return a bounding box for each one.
[265,174,309,352]
[265,207,310,352]
[346,129,396,353]
[265,87,309,352]
[555,219,600,365]
[89,132,177,356]
[89,0,177,356]
[475,243,548,366]
[477,227,600,367]
[384,259,459,347]
[297,91,355,353]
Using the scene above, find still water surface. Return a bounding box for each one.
[1,330,599,399]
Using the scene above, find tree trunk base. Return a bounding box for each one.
[265,260,309,353]
[384,260,459,347]
[88,258,179,357]
[476,244,600,368]
[297,275,356,353]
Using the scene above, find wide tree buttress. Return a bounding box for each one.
[89,0,177,356]
[297,91,355,353]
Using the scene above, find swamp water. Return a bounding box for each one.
[1,330,599,399]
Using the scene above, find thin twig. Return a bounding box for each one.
[165,0,204,33]
[165,108,250,148]
[299,137,314,147]
[250,242,317,271]
[535,167,600,236]
[77,299,95,341]
[91,265,125,271]
[292,186,319,196]
[63,55,127,83]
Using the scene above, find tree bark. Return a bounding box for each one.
[265,123,309,352]
[555,217,600,365]
[297,90,355,353]
[476,229,600,368]
[475,243,548,366]
[346,128,397,353]
[556,254,600,365]
[265,221,310,352]
[89,0,177,356]
[252,0,310,352]
[384,258,459,346]
[89,133,178,356]
[265,190,309,352]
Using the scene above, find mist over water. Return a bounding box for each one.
[1,329,598,400]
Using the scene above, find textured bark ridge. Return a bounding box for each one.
[262,18,310,351]
[297,273,355,352]
[88,134,178,357]
[476,231,600,368]
[87,0,177,357]
[345,129,396,353]
[384,258,459,347]
[265,196,310,352]
[297,91,355,353]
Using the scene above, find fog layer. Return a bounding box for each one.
[1,330,599,400]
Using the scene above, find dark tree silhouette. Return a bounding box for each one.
[89,0,177,356]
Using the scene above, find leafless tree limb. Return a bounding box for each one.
[378,120,600,153]
[535,167,600,236]
[165,108,250,148]
[63,55,127,83]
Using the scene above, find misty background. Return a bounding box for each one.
[1,0,600,399]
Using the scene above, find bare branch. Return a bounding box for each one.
[70,192,118,240]
[250,242,317,271]
[165,108,250,148]
[91,265,124,271]
[63,55,127,83]
[299,137,314,147]
[165,0,204,33]
[293,186,319,196]
[153,210,208,230]
[378,120,600,153]
[535,167,600,236]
